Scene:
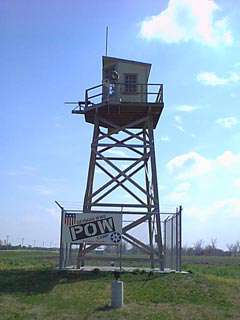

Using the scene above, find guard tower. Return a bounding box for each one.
[71,56,165,270]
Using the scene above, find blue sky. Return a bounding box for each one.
[0,0,239,248]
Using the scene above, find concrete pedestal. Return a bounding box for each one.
[111,280,123,308]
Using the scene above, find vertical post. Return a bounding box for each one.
[69,243,72,266]
[175,208,179,271]
[83,114,99,212]
[119,240,122,272]
[55,201,64,270]
[148,114,164,270]
[67,243,72,266]
[59,208,64,269]
[77,243,86,269]
[85,89,88,110]
[143,128,154,269]
[164,218,166,268]
[179,205,182,271]
[171,217,173,270]
[63,242,68,268]
[105,26,109,56]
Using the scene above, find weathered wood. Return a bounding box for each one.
[70,111,164,270]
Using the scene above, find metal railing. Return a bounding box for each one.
[89,82,163,103]
[68,82,163,113]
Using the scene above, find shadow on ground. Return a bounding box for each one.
[0,269,109,295]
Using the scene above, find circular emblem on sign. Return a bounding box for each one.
[110,232,121,243]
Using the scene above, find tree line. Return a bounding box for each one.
[182,239,240,256]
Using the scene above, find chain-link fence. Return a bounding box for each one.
[163,207,182,271]
[58,204,182,271]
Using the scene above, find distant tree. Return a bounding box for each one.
[227,241,240,256]
[233,241,240,256]
[204,238,218,256]
[193,240,204,256]
[181,245,194,256]
[210,238,217,250]
[226,243,234,256]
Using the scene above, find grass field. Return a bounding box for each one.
[0,251,240,319]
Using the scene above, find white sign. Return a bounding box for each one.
[62,212,122,244]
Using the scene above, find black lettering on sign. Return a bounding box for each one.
[70,217,115,241]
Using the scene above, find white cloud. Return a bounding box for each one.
[165,151,240,233]
[175,125,185,132]
[233,178,240,188]
[45,207,60,220]
[174,115,185,132]
[216,151,240,168]
[139,0,233,46]
[230,92,237,98]
[167,151,212,179]
[234,62,240,68]
[176,182,191,192]
[214,199,240,218]
[174,115,182,124]
[159,185,167,191]
[176,105,198,112]
[160,136,170,142]
[197,71,240,86]
[185,198,240,223]
[166,182,191,203]
[166,150,240,180]
[33,185,54,196]
[216,117,238,128]
[186,205,215,222]
[167,191,186,203]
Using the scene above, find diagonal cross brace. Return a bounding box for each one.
[97,116,148,142]
[94,162,147,206]
[95,151,153,200]
[91,153,150,199]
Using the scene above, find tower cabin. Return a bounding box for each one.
[72,56,164,129]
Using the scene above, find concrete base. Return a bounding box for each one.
[111,280,123,308]
[61,265,188,274]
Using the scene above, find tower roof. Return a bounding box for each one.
[102,56,151,79]
[102,55,151,67]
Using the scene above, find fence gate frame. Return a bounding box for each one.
[163,206,182,271]
[56,204,182,271]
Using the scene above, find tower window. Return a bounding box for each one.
[124,74,137,93]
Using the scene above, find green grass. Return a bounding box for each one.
[0,251,240,319]
[0,250,58,270]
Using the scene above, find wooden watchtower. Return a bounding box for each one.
[72,56,164,270]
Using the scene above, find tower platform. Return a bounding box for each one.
[71,82,164,129]
[72,101,164,129]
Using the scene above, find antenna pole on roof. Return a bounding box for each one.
[105,26,109,56]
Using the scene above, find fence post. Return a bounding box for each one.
[179,206,182,271]
[55,201,64,270]
[171,217,173,270]
[176,207,179,271]
[59,208,64,269]
[164,218,166,269]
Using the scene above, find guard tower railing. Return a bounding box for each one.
[70,83,163,113]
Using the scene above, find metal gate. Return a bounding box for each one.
[164,206,182,271]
